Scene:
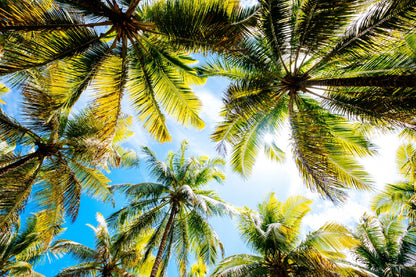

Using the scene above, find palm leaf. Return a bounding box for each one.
[146,0,249,53]
[290,95,373,202]
[211,254,268,277]
[92,55,126,146]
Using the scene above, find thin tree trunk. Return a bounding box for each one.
[302,74,416,88]
[150,205,177,277]
[0,151,42,177]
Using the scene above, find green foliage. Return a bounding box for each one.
[351,213,416,276]
[212,193,359,277]
[373,142,416,223]
[0,212,63,277]
[0,0,251,143]
[52,212,153,277]
[109,141,234,277]
[0,67,137,231]
[204,0,416,202]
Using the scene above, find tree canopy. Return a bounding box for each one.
[203,0,416,202]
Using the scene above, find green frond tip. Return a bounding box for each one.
[263,142,285,162]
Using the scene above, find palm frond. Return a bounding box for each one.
[212,254,267,277]
[259,0,292,72]
[55,262,99,277]
[92,55,126,146]
[146,0,249,53]
[137,36,205,130]
[313,0,416,70]
[290,95,373,202]
[52,43,112,111]
[0,161,42,231]
[291,0,363,58]
[397,143,416,181]
[0,108,40,144]
[128,43,171,142]
[299,222,358,260]
[51,240,96,262]
[372,182,416,223]
[68,160,112,203]
[0,28,101,75]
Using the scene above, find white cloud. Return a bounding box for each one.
[360,132,404,190]
[241,0,258,7]
[198,89,223,124]
[303,196,370,231]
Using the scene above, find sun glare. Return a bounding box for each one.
[263,133,275,144]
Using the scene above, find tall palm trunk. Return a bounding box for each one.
[0,151,42,177]
[302,74,416,88]
[150,205,177,277]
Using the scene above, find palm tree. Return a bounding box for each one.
[372,182,416,225]
[373,142,416,223]
[0,212,62,277]
[0,69,137,231]
[202,0,416,202]
[212,193,361,277]
[52,213,153,277]
[108,141,234,277]
[0,0,252,143]
[351,213,416,276]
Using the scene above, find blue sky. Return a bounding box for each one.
[1,0,407,275]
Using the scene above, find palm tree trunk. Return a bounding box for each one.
[150,205,177,277]
[302,74,416,88]
[0,151,42,177]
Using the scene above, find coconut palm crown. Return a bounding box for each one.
[351,213,416,276]
[202,0,416,202]
[0,68,138,231]
[0,0,254,143]
[108,141,235,277]
[373,142,416,224]
[52,213,153,277]
[212,193,360,277]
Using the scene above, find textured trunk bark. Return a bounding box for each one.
[149,206,177,277]
[0,151,42,177]
[302,74,416,88]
